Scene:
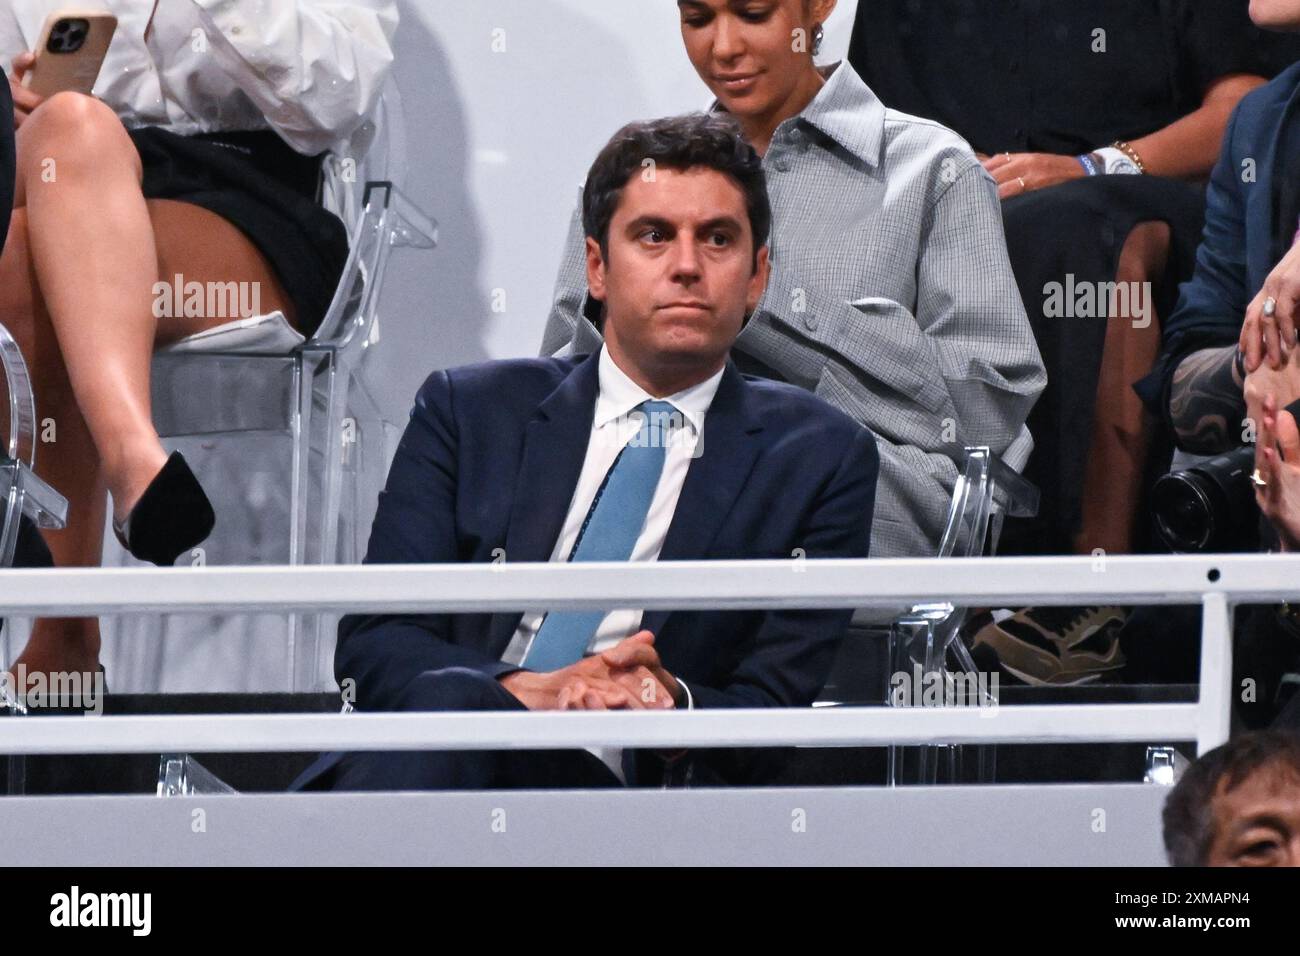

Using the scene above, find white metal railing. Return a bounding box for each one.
[0,553,1284,759]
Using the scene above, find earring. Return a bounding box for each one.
[812,22,824,56]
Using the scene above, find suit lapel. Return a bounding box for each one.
[486,353,601,650]
[640,362,765,638]
[1264,78,1300,273]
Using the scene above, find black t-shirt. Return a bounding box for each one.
[848,0,1300,156]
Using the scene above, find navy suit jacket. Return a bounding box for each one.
[336,351,879,786]
[1149,61,1300,417]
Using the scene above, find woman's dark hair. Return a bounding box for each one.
[1162,729,1300,867]
[581,112,771,269]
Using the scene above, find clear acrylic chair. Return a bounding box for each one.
[886,446,1040,785]
[0,323,68,565]
[156,753,238,796]
[0,322,70,794]
[146,80,437,692]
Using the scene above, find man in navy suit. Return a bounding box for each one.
[1131,2,1300,691]
[293,112,878,791]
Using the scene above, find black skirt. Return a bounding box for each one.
[128,126,350,338]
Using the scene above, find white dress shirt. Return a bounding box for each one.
[501,346,723,779]
[1,0,396,156]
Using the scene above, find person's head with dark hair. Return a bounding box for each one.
[582,112,771,267]
[1163,730,1300,866]
[580,112,771,396]
[677,0,838,155]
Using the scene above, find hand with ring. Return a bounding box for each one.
[1241,240,1300,372]
[979,151,1087,201]
[1254,393,1300,552]
[1243,344,1300,454]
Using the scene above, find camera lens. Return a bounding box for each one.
[1153,473,1216,552]
[48,19,89,55]
[1152,445,1259,553]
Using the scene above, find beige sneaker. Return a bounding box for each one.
[967,606,1128,685]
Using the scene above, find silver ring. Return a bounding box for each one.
[1251,468,1269,488]
[1017,176,1026,192]
[1264,297,1278,318]
[1004,152,1012,162]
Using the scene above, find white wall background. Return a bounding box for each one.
[7,0,862,693]
[375,0,859,416]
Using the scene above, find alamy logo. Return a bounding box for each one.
[49,886,151,936]
[0,666,104,715]
[889,663,999,712]
[595,407,706,459]
[152,274,262,320]
[1042,274,1152,328]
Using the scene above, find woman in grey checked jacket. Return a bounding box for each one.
[541,0,1046,560]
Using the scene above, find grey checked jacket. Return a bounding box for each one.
[540,62,1045,557]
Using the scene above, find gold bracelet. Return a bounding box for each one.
[1111,140,1146,174]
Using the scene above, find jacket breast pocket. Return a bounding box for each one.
[757,266,949,413]
[828,297,949,414]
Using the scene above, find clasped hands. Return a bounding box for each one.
[499,630,682,711]
[1240,246,1300,548]
[1234,244,1300,549]
[1241,238,1300,375]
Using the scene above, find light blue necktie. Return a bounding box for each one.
[522,399,678,671]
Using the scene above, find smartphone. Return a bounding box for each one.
[22,10,119,98]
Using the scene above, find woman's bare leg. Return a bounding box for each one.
[0,210,105,675]
[2,200,293,675]
[16,92,167,522]
[1072,221,1171,556]
[147,199,297,344]
[2,91,292,678]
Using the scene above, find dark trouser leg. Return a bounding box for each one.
[301,667,622,792]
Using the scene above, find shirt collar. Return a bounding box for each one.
[710,60,884,168]
[594,345,723,436]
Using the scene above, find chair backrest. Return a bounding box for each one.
[306,79,435,356]
[936,445,1041,560]
[319,76,409,240]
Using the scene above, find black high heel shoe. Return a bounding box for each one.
[112,452,215,566]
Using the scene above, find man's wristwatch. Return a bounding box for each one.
[671,678,689,709]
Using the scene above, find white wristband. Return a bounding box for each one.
[1093,146,1143,176]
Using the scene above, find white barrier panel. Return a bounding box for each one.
[0,554,1280,757]
[0,553,1293,614]
[0,785,1171,866]
[0,704,1201,755]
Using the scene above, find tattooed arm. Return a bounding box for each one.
[1169,345,1244,454]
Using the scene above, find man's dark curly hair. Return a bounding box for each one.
[1162,729,1300,866]
[581,112,771,270]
